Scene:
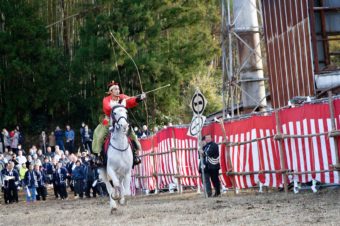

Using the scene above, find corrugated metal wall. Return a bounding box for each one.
[262,0,315,108]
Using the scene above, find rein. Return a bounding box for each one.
[109,142,129,152]
[110,105,128,130]
[109,104,129,152]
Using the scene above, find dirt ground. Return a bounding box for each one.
[1,188,340,226]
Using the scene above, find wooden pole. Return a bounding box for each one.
[198,132,208,198]
[227,169,288,176]
[218,119,237,194]
[328,91,340,182]
[275,111,288,194]
[151,136,159,194]
[171,147,197,151]
[172,128,182,193]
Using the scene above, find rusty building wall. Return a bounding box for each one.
[262,0,315,108]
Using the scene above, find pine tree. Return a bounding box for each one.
[72,0,221,126]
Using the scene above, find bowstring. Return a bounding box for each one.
[108,29,149,130]
[111,40,142,129]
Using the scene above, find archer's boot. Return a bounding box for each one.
[133,151,141,166]
[131,143,141,166]
[94,153,104,167]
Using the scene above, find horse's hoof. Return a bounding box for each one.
[111,193,120,200]
[111,207,117,214]
[119,198,126,205]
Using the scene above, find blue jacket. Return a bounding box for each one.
[54,130,64,142]
[53,167,67,185]
[84,164,97,181]
[24,170,38,188]
[81,129,93,143]
[72,165,85,180]
[203,141,220,171]
[66,161,74,174]
[65,130,75,142]
[35,170,46,187]
[42,162,54,174]
[3,169,19,188]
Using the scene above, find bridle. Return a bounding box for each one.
[110,105,128,130]
[109,104,129,152]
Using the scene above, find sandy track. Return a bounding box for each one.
[1,188,340,226]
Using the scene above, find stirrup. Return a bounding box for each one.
[133,156,141,165]
[94,154,104,167]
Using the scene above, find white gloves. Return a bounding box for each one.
[140,92,146,100]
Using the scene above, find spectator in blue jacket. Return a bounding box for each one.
[65,125,75,153]
[42,157,53,184]
[85,160,97,198]
[53,161,68,200]
[54,126,64,151]
[35,165,47,201]
[24,164,38,203]
[66,155,76,195]
[72,160,85,199]
[3,161,19,204]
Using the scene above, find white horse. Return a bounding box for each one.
[98,100,133,213]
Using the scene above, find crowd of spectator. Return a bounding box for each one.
[0,124,107,204]
[134,125,151,138]
[0,122,165,204]
[0,147,108,204]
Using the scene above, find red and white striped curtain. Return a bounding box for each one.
[132,100,340,191]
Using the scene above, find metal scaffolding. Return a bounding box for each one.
[221,0,268,118]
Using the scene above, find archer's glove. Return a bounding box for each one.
[136,93,146,102]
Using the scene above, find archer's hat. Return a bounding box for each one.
[106,80,120,94]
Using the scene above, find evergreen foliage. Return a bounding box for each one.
[0,0,222,134]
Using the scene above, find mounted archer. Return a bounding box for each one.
[92,80,145,166]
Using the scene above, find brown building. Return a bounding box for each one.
[262,0,340,108]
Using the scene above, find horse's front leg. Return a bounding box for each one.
[119,171,131,205]
[105,180,118,213]
[107,166,121,201]
[98,169,117,213]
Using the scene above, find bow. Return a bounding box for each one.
[108,29,149,127]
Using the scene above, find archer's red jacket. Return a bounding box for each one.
[102,94,138,125]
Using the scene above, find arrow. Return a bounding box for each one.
[125,84,171,100]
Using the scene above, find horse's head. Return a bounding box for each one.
[110,99,129,134]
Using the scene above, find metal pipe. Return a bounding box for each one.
[228,0,234,117]
[315,72,340,90]
[233,0,267,112]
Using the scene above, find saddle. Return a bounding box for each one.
[99,134,111,167]
[101,133,140,167]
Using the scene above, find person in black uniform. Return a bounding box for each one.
[35,165,47,201]
[84,160,98,198]
[3,161,19,203]
[53,161,68,200]
[1,163,9,203]
[199,134,221,197]
[72,160,85,199]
